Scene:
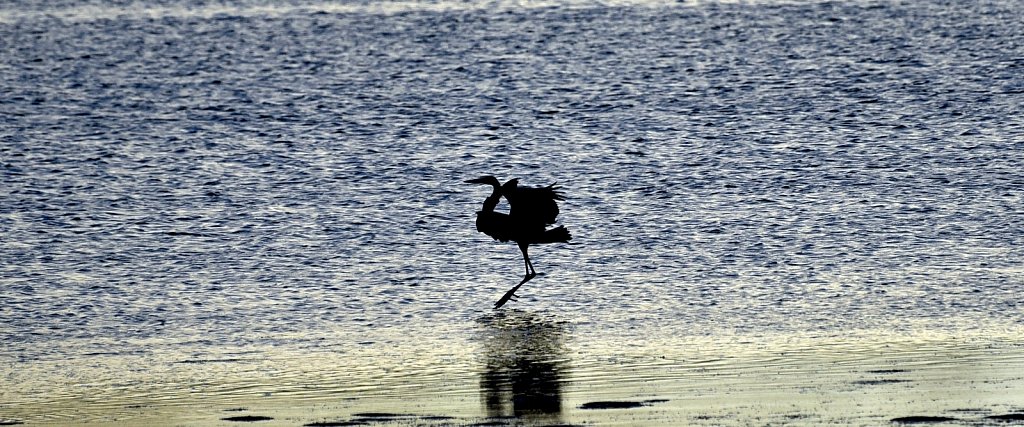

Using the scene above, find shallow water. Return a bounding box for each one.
[2,0,1023,425]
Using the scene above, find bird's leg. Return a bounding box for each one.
[519,242,537,281]
[494,243,537,309]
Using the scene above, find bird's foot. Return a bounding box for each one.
[493,274,538,309]
[494,283,523,309]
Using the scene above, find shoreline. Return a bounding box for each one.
[3,328,1023,426]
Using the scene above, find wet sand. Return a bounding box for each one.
[2,318,1023,426]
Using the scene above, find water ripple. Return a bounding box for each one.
[2,0,1024,423]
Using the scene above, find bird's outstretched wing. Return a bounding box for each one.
[503,179,564,225]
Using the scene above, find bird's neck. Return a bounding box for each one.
[481,191,500,212]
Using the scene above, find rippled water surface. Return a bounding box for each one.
[2,0,1023,424]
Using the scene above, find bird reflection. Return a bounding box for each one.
[477,310,569,425]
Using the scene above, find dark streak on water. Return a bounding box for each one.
[988,414,1024,421]
[580,399,668,410]
[891,416,958,424]
[221,415,274,422]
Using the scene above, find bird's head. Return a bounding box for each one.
[465,175,501,188]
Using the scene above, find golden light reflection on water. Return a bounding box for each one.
[2,325,1024,426]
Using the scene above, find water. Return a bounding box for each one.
[2,0,1023,425]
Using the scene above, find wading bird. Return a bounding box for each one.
[466,176,572,308]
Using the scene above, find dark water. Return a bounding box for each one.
[2,0,1023,424]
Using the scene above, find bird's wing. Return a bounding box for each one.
[476,211,515,242]
[507,183,564,225]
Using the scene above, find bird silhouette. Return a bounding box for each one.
[466,176,572,308]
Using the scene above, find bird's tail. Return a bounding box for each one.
[536,225,572,244]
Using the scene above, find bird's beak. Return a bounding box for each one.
[465,177,489,184]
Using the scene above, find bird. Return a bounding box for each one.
[465,176,572,308]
